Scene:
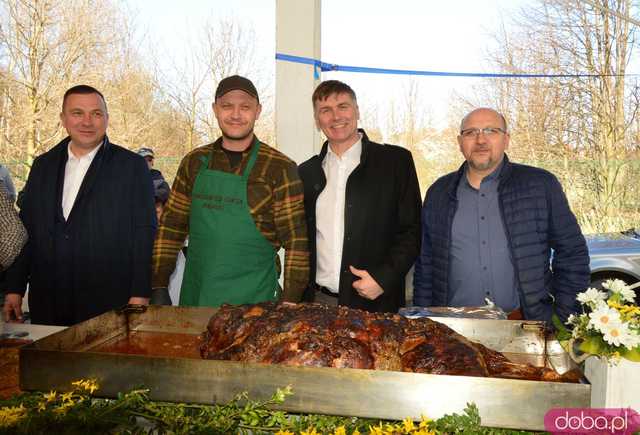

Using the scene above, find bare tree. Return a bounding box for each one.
[157,16,272,154]
[476,0,640,231]
[0,0,195,187]
[383,78,445,193]
[0,0,119,174]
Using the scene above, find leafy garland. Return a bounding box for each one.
[0,379,541,435]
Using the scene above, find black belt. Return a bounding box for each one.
[312,283,338,298]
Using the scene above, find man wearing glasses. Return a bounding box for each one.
[413,107,589,323]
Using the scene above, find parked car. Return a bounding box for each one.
[585,227,640,297]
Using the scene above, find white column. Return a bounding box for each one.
[275,0,323,165]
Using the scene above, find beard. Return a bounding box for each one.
[220,127,254,142]
[468,158,495,172]
[468,147,502,172]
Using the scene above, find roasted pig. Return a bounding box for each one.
[200,302,578,382]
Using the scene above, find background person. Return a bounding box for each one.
[137,147,170,219]
[413,107,589,322]
[0,189,26,271]
[0,164,16,203]
[3,85,157,326]
[0,168,21,308]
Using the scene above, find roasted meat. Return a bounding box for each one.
[200,302,574,381]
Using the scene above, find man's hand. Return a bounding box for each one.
[350,266,384,300]
[3,293,24,323]
[128,297,150,306]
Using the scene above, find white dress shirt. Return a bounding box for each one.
[315,137,362,293]
[62,143,101,220]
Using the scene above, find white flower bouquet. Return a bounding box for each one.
[556,279,640,363]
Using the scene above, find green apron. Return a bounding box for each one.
[179,141,278,307]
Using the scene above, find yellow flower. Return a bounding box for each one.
[301,429,319,435]
[44,390,58,402]
[71,379,100,394]
[331,426,347,435]
[0,404,26,428]
[418,414,432,428]
[53,401,75,415]
[61,391,74,403]
[71,378,99,394]
[275,431,294,435]
[383,423,397,433]
[622,306,640,318]
[608,301,640,317]
[368,424,385,435]
[402,417,415,433]
[84,379,99,394]
[37,401,47,412]
[352,430,361,435]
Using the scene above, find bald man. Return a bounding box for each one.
[413,108,589,323]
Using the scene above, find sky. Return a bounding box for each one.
[131,0,533,130]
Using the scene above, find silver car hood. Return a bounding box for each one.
[585,230,640,253]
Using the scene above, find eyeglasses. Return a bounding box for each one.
[460,127,506,139]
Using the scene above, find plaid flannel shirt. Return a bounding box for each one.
[0,189,27,271]
[151,137,309,302]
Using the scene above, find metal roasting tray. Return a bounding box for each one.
[19,305,590,430]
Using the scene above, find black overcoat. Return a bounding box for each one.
[298,130,421,313]
[6,136,156,325]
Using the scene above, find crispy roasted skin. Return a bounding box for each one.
[200,302,573,381]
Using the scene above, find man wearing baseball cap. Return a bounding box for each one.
[150,75,309,307]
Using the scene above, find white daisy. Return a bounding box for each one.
[602,322,631,347]
[577,288,608,305]
[617,286,636,304]
[588,305,622,333]
[619,329,640,350]
[602,279,628,293]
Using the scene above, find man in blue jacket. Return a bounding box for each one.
[413,107,589,322]
[3,85,156,326]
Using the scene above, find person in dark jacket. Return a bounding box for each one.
[299,80,422,313]
[2,85,157,326]
[413,107,589,323]
[0,164,16,202]
[137,147,170,220]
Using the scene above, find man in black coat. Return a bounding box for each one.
[3,85,157,326]
[298,80,422,313]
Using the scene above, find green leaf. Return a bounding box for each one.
[620,345,640,362]
[552,314,572,340]
[578,336,607,355]
[608,293,623,305]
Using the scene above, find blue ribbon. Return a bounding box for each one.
[276,53,635,79]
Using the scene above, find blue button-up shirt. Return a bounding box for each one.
[448,161,519,312]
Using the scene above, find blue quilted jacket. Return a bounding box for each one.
[413,156,590,322]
